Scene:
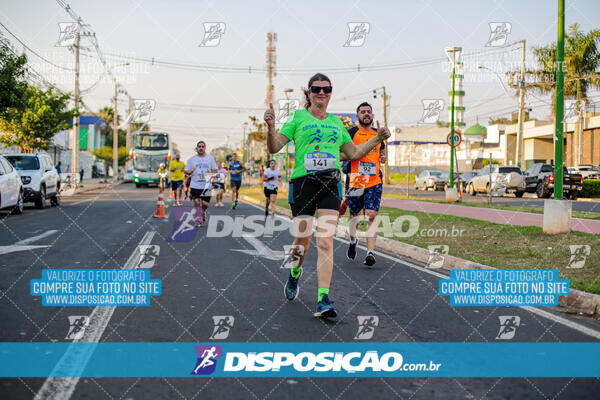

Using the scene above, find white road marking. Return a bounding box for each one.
[243,202,600,340]
[33,230,156,400]
[0,230,58,255]
[0,245,50,256]
[15,230,58,245]
[231,235,285,260]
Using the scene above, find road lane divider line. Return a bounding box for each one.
[33,230,156,400]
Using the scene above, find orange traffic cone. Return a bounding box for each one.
[153,187,167,218]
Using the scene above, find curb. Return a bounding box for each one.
[239,194,600,317]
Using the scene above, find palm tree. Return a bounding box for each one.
[527,23,600,112]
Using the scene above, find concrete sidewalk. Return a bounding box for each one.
[61,178,113,196]
[382,198,600,234]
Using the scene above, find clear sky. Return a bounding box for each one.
[1,0,599,160]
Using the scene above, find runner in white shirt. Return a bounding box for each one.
[262,160,282,217]
[212,162,227,207]
[184,141,218,226]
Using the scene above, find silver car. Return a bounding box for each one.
[414,170,446,191]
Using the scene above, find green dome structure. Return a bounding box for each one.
[464,117,487,136]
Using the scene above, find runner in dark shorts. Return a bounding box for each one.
[263,73,390,319]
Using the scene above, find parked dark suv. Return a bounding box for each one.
[524,163,582,199]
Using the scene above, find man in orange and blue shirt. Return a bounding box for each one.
[343,102,386,266]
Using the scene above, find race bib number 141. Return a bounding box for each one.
[305,152,336,172]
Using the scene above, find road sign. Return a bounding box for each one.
[447,131,462,147]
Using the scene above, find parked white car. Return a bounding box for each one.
[0,154,24,214]
[5,153,60,208]
[573,164,600,179]
[468,165,526,197]
[123,167,134,182]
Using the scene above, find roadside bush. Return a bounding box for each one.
[580,179,600,198]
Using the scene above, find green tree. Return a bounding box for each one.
[528,24,600,111]
[0,38,28,117]
[0,85,72,152]
[210,145,229,162]
[97,106,126,147]
[92,146,128,173]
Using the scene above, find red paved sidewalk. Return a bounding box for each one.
[381,198,600,234]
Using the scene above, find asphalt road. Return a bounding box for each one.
[385,185,600,213]
[1,183,600,399]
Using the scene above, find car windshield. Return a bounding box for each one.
[133,154,167,172]
[429,171,443,177]
[499,167,521,174]
[5,156,40,170]
[540,165,554,173]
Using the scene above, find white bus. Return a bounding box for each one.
[131,132,170,188]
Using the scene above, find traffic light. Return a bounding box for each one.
[373,89,377,99]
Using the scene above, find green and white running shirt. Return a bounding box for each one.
[279,109,352,180]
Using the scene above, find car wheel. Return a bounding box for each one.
[12,191,24,214]
[536,182,547,199]
[468,183,476,196]
[568,191,578,200]
[135,183,141,188]
[485,183,490,194]
[35,186,46,209]
[514,191,524,198]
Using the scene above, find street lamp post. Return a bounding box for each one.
[445,47,462,189]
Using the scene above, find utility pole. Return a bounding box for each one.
[554,0,565,199]
[71,21,81,186]
[242,122,248,165]
[284,88,293,181]
[373,86,390,184]
[113,83,118,183]
[515,39,526,168]
[266,32,277,107]
[126,96,132,156]
[382,86,389,184]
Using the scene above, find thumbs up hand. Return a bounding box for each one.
[264,103,275,129]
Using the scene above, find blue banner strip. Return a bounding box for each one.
[0,343,599,378]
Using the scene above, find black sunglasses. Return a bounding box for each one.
[310,85,332,94]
